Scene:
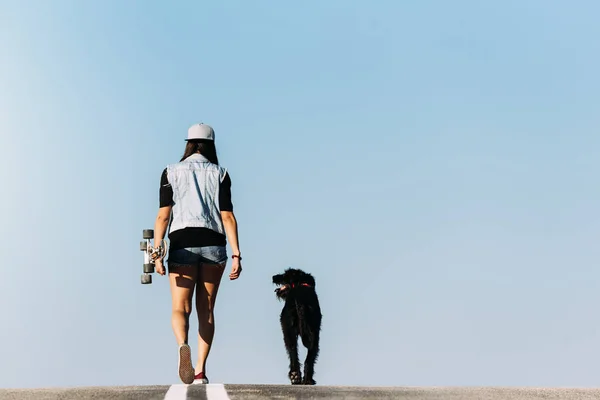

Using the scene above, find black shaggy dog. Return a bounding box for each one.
[273,268,322,385]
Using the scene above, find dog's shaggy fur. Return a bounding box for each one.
[273,268,322,385]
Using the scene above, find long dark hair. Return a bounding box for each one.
[180,139,219,164]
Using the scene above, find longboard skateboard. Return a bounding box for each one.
[139,229,167,284]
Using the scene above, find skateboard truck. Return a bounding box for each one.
[140,229,168,284]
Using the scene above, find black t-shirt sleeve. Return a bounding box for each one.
[219,172,234,211]
[159,168,174,208]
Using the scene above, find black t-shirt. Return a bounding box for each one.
[159,168,233,250]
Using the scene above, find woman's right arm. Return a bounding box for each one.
[222,210,242,280]
[219,172,241,279]
[221,211,240,257]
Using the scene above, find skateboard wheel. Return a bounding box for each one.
[141,274,152,284]
[140,241,147,251]
[143,263,154,273]
[142,229,154,239]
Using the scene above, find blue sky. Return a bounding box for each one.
[1,0,600,389]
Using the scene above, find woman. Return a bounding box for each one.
[152,123,242,385]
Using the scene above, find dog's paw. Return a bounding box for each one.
[289,371,302,385]
[302,377,316,385]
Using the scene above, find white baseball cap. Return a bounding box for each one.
[186,123,215,141]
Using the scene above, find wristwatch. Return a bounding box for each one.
[232,254,242,260]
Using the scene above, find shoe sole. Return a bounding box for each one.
[178,344,194,384]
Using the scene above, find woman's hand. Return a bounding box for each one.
[155,259,166,276]
[229,257,242,280]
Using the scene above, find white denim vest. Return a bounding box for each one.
[166,153,228,235]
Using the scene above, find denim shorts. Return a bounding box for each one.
[168,246,228,269]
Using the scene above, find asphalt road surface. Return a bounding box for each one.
[2,384,600,400]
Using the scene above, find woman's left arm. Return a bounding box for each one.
[152,205,171,275]
[154,205,172,246]
[154,168,173,275]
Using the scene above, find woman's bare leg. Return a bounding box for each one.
[195,263,225,374]
[169,266,198,345]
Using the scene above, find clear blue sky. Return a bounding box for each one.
[1,0,600,389]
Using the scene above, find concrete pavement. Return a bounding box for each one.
[2,384,600,399]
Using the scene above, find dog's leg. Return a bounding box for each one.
[301,334,319,385]
[282,320,302,384]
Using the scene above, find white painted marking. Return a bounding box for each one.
[164,384,188,400]
[206,383,230,400]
